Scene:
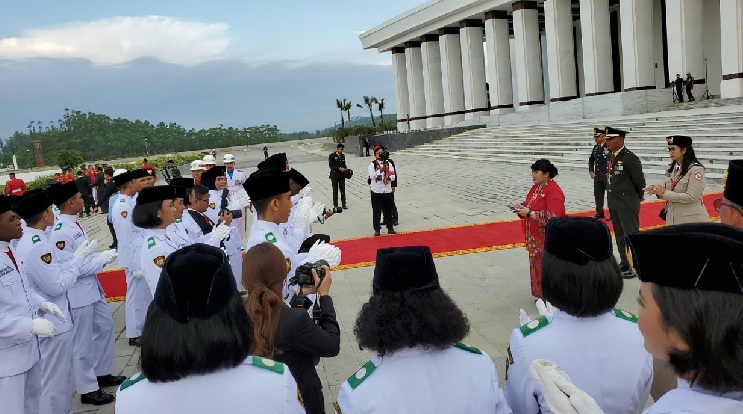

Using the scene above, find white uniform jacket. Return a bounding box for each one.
[0,243,44,378]
[179,209,220,247]
[644,380,743,413]
[140,228,189,296]
[112,194,144,271]
[246,220,308,300]
[335,343,511,414]
[206,190,222,225]
[166,219,193,247]
[115,355,304,414]
[48,214,106,309]
[279,193,308,254]
[226,169,247,195]
[504,309,653,414]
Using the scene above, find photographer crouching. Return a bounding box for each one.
[243,243,340,414]
[369,145,397,236]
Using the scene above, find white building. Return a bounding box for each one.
[359,0,743,130]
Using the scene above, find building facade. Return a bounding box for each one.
[360,0,743,131]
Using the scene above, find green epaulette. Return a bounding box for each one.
[31,235,41,244]
[119,198,126,203]
[454,342,482,355]
[119,372,145,391]
[519,315,550,337]
[251,355,284,374]
[265,232,277,244]
[613,308,638,323]
[175,218,182,223]
[346,360,376,390]
[53,223,62,232]
[147,236,156,249]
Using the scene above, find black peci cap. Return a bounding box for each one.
[242,169,290,201]
[199,166,226,191]
[544,217,613,265]
[131,169,149,180]
[723,160,743,207]
[372,246,440,294]
[48,182,79,206]
[136,186,176,205]
[15,190,51,220]
[625,223,743,295]
[666,135,692,148]
[112,171,134,187]
[288,168,310,189]
[0,195,14,215]
[257,152,287,171]
[169,178,195,188]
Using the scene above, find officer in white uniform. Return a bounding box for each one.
[0,195,64,414]
[224,153,248,239]
[115,243,304,414]
[15,190,112,414]
[505,217,652,414]
[203,153,217,170]
[335,246,511,414]
[280,168,328,254]
[111,170,151,347]
[166,179,196,246]
[48,182,124,405]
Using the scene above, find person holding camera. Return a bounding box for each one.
[369,145,397,236]
[243,243,340,414]
[328,143,349,210]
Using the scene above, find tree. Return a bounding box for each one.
[56,150,85,169]
[360,96,376,127]
[343,100,352,127]
[377,98,386,127]
[335,99,346,129]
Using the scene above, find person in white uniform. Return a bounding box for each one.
[110,170,151,347]
[180,184,232,246]
[47,182,124,405]
[280,168,332,254]
[166,180,196,246]
[530,223,743,414]
[334,246,512,414]
[203,153,217,170]
[190,160,206,185]
[504,217,652,414]
[224,153,248,239]
[0,194,65,414]
[15,190,111,414]
[115,243,304,414]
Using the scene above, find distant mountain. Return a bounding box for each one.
[323,113,398,131]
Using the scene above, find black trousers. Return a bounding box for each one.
[331,178,346,207]
[594,178,608,214]
[609,206,640,270]
[82,195,93,214]
[364,145,370,156]
[676,87,684,102]
[686,89,695,101]
[371,192,394,231]
[382,192,398,223]
[107,220,118,247]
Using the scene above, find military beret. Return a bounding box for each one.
[288,168,310,189]
[604,127,627,138]
[15,190,51,220]
[154,244,238,324]
[243,169,290,201]
[112,171,134,187]
[373,246,440,294]
[0,195,12,215]
[131,169,149,180]
[666,135,692,148]
[143,168,157,177]
[257,153,287,171]
[544,217,613,265]
[723,160,743,208]
[48,182,79,206]
[625,223,743,295]
[136,185,176,205]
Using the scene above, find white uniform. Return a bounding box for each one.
[504,309,653,414]
[140,228,189,296]
[111,194,151,339]
[0,242,44,414]
[246,220,308,301]
[226,168,248,240]
[166,219,193,247]
[115,356,304,414]
[279,193,308,254]
[643,380,743,413]
[16,227,102,414]
[335,343,512,414]
[208,189,243,288]
[180,209,221,246]
[48,214,113,395]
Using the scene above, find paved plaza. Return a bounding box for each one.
[72,139,724,413]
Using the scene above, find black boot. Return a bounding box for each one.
[81,389,115,405]
[97,374,126,387]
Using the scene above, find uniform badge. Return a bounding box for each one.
[505,346,515,380]
[147,237,156,249]
[209,202,216,210]
[40,253,52,264]
[694,172,703,181]
[55,241,66,250]
[286,258,292,273]
[53,223,62,231]
[121,211,128,218]
[31,235,41,244]
[153,255,166,268]
[265,232,277,244]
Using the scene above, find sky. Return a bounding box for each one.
[0,1,422,137]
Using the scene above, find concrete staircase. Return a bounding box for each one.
[398,105,743,180]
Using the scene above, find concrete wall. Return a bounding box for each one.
[351,125,485,157]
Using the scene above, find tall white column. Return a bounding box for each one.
[544,0,578,101]
[405,41,426,130]
[720,0,743,98]
[421,35,445,128]
[512,1,545,108]
[460,20,489,119]
[391,48,410,131]
[665,0,704,86]
[439,28,466,125]
[485,11,514,113]
[620,0,655,91]
[580,0,614,95]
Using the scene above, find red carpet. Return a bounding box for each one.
[99,192,721,302]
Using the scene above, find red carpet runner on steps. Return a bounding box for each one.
[98,192,722,302]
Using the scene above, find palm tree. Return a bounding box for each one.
[357,96,376,127]
[377,98,386,128]
[343,100,352,127]
[335,99,345,129]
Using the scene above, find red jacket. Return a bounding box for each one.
[4,178,27,196]
[521,179,566,244]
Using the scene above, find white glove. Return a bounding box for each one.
[307,241,342,268]
[309,202,325,224]
[299,185,312,198]
[73,239,98,262]
[32,318,56,337]
[40,301,66,322]
[230,189,251,211]
[293,198,314,233]
[210,223,232,242]
[530,359,604,414]
[536,299,555,317]
[97,249,118,265]
[132,269,144,279]
[519,309,532,326]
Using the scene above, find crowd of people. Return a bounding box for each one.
[1,138,742,414]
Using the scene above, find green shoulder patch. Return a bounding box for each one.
[613,308,638,323]
[31,235,41,244]
[347,360,376,390]
[519,315,550,337]
[119,372,146,391]
[53,223,62,232]
[265,232,277,244]
[119,198,126,203]
[147,236,156,249]
[251,355,284,374]
[175,218,182,223]
[454,342,482,355]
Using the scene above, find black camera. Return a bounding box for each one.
[380,149,390,160]
[289,260,329,286]
[220,208,243,219]
[325,207,343,214]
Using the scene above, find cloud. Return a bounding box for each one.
[0,16,230,65]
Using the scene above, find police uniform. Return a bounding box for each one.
[659,136,709,225]
[605,127,645,274]
[588,128,609,218]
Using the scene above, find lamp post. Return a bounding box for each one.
[26,149,31,168]
[144,138,149,156]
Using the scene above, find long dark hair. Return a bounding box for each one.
[667,145,704,177]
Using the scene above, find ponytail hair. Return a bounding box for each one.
[242,243,287,359]
[531,158,559,178]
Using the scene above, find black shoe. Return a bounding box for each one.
[342,204,348,210]
[388,228,397,235]
[81,389,115,405]
[392,221,399,226]
[591,213,605,219]
[97,374,126,387]
[621,270,637,280]
[128,337,141,347]
[109,244,117,249]
[374,230,381,237]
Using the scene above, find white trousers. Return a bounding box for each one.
[71,299,114,394]
[39,330,74,414]
[124,268,152,338]
[0,358,42,414]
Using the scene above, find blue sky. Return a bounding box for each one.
[0,1,421,137]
